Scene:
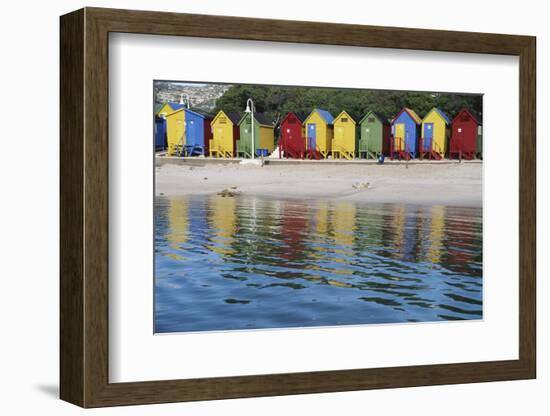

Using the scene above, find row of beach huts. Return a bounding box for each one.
[155,103,482,161]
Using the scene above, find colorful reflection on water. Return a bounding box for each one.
[155,196,482,333]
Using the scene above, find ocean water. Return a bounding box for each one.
[154,195,482,333]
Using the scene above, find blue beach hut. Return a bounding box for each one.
[183,109,213,156]
[391,107,422,159]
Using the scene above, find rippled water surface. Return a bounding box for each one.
[155,196,482,333]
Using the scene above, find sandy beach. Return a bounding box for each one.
[155,159,482,207]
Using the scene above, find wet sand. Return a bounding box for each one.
[155,160,482,207]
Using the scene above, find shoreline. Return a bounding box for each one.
[155,161,482,207]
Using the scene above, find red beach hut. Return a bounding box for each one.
[279,112,307,159]
[449,109,482,160]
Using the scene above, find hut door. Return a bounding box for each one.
[287,124,299,149]
[454,125,464,153]
[307,124,317,150]
[155,118,167,149]
[424,123,433,151]
[287,127,295,144]
[187,120,197,146]
[217,127,225,153]
[395,124,405,151]
[364,126,372,152]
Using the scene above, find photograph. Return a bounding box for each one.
[153,81,483,333]
[50,4,539,410]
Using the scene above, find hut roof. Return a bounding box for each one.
[184,108,213,119]
[335,110,360,123]
[154,103,164,115]
[452,108,482,125]
[211,110,241,125]
[427,107,451,124]
[281,111,307,125]
[169,102,187,111]
[315,108,335,124]
[393,107,422,125]
[294,111,308,123]
[254,113,274,126]
[294,112,309,123]
[226,111,242,125]
[161,102,188,115]
[238,112,273,127]
[359,111,390,125]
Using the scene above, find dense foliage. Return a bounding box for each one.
[214,84,482,125]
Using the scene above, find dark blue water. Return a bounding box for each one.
[154,196,482,333]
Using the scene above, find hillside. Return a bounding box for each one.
[154,81,231,111]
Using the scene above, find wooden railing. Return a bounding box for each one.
[209,140,233,158]
[419,137,444,160]
[390,136,413,160]
[358,139,378,159]
[331,140,354,160]
[236,139,252,158]
[280,135,306,159]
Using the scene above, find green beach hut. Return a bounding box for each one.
[237,113,275,158]
[358,111,391,159]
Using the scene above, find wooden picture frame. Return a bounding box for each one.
[60,7,536,408]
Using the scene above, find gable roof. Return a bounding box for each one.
[305,108,334,125]
[452,108,482,125]
[359,110,389,125]
[165,108,184,118]
[224,111,242,125]
[425,107,450,124]
[238,112,273,127]
[212,110,242,125]
[171,103,187,111]
[334,110,359,123]
[154,103,164,115]
[184,108,212,120]
[295,112,308,123]
[392,107,422,125]
[254,113,274,126]
[156,102,187,116]
[282,111,308,124]
[316,108,334,124]
[156,102,174,116]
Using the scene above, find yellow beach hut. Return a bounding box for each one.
[155,102,186,152]
[420,107,450,159]
[209,110,241,158]
[332,111,358,160]
[165,108,186,156]
[156,102,177,118]
[304,108,334,159]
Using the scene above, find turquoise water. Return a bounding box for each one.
[154,196,482,333]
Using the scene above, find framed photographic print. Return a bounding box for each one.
[60,7,536,408]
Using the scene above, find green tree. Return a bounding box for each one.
[213,84,482,133]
